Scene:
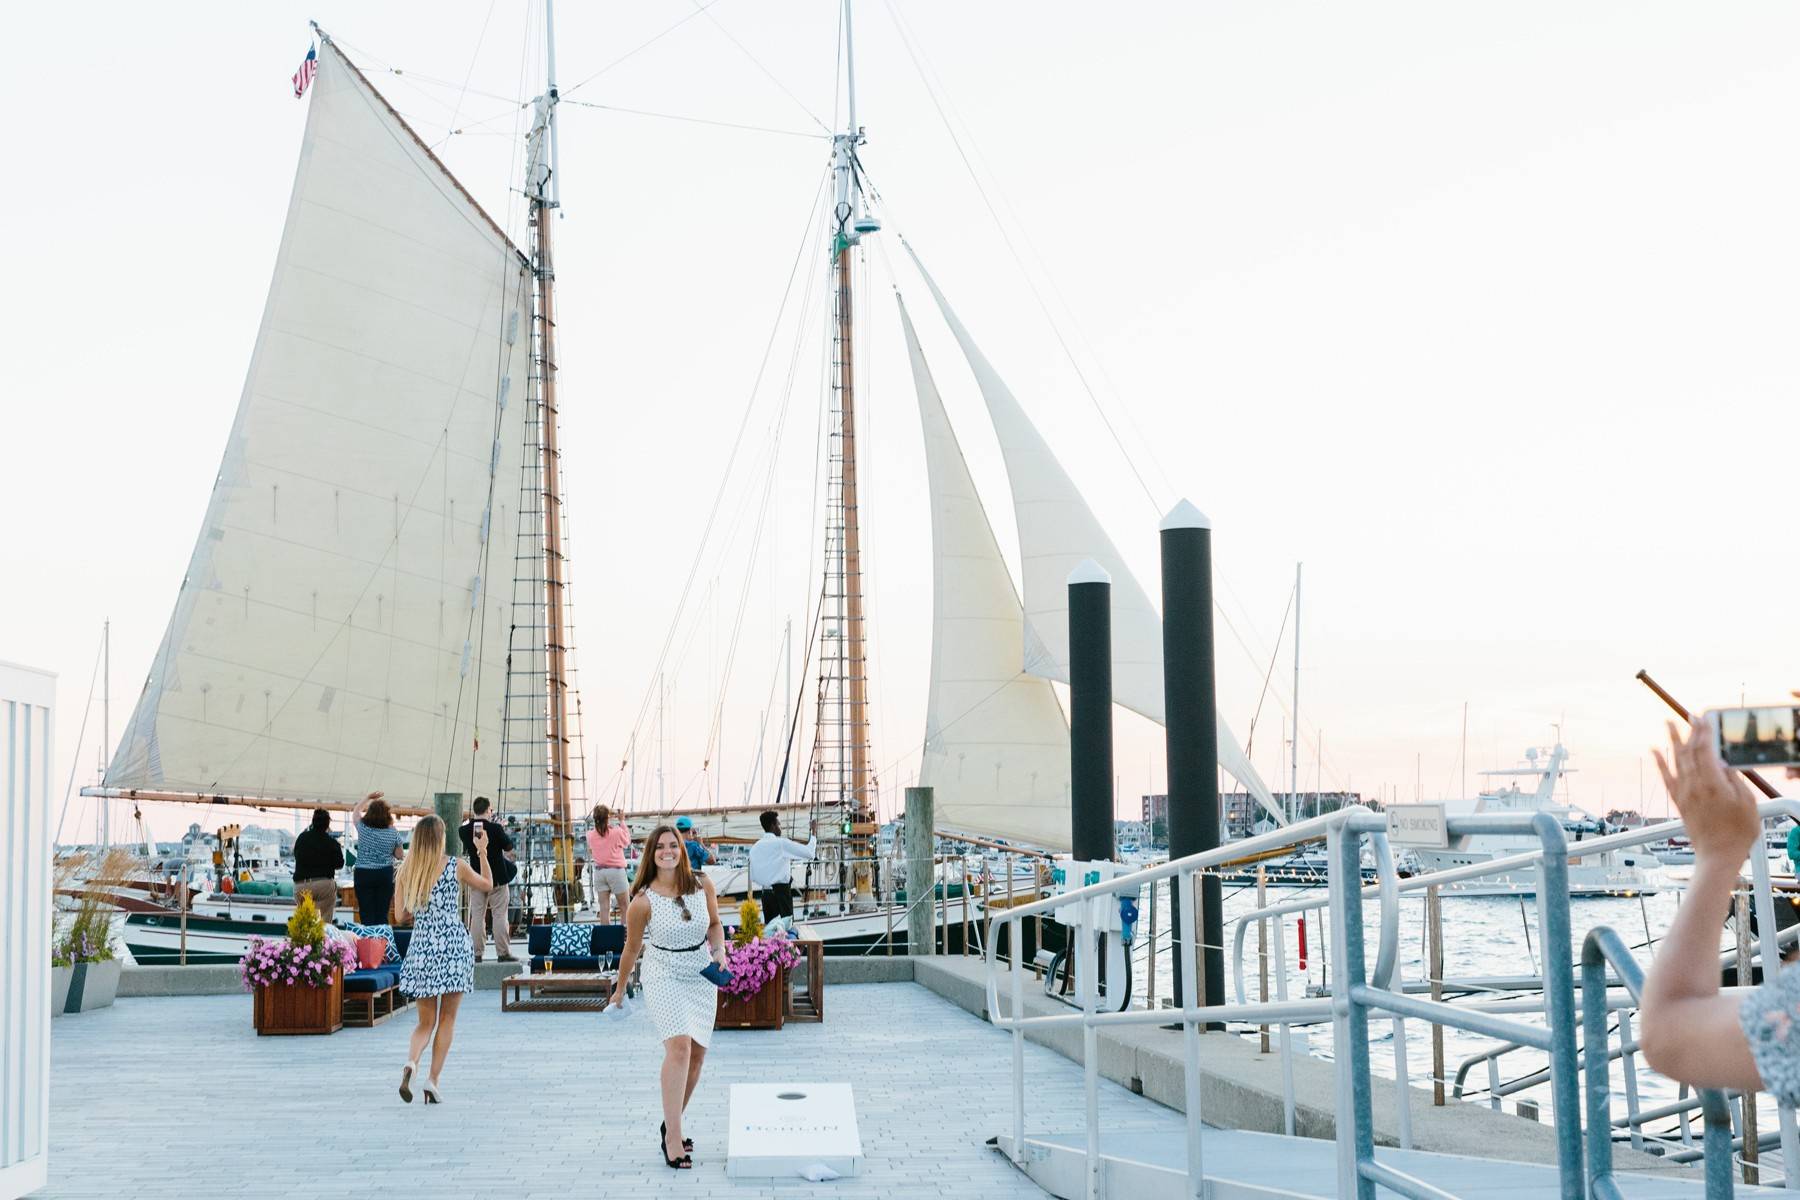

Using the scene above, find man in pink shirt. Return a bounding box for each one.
[585,804,634,924]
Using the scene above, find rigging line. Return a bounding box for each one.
[443,0,503,143]
[562,0,731,96]
[54,631,106,847]
[689,0,833,135]
[700,215,830,766]
[1243,583,1296,759]
[560,98,827,140]
[614,169,832,764]
[874,0,1163,513]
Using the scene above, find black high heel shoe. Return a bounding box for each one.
[661,1120,694,1153]
[660,1127,692,1169]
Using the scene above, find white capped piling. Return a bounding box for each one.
[1159,500,1224,1010]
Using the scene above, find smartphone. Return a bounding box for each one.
[1710,705,1800,769]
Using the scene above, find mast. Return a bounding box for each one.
[816,0,881,902]
[527,0,576,911]
[1289,563,1301,822]
[101,618,111,848]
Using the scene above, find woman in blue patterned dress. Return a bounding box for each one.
[393,814,491,1104]
[609,824,728,1168]
[1639,708,1800,1105]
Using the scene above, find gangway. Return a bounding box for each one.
[984,804,1791,1199]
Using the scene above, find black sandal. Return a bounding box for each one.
[660,1133,692,1170]
[661,1120,694,1153]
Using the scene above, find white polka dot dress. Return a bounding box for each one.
[641,890,717,1046]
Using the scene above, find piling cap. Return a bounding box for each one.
[1067,558,1111,586]
[1158,499,1212,532]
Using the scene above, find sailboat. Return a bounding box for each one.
[84,23,586,954]
[86,3,1285,960]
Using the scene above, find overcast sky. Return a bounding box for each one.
[5,1,1797,840]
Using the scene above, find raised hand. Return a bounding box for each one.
[1654,718,1760,865]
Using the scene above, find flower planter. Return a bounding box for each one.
[716,966,785,1030]
[253,968,345,1036]
[52,959,121,1015]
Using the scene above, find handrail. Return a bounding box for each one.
[1582,926,1735,1199]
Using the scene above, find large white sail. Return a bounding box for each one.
[106,40,539,806]
[902,298,1073,850]
[908,249,1283,824]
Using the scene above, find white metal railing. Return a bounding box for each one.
[984,799,1800,1199]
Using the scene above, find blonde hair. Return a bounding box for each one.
[393,816,446,920]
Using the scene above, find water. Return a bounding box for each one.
[1116,877,1790,1171]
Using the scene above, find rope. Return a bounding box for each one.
[561,98,826,140]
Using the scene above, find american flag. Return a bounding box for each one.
[292,45,317,99]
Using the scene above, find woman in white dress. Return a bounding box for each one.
[610,823,727,1169]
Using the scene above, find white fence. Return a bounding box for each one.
[1,661,53,1199]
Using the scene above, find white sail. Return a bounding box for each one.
[106,40,539,806]
[908,249,1283,824]
[902,298,1073,850]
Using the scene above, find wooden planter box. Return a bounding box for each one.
[716,967,785,1030]
[254,969,344,1036]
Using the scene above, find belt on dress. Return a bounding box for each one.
[650,940,707,952]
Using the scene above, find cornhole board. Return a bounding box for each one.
[726,1082,863,1178]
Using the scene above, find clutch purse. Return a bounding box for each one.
[699,962,732,988]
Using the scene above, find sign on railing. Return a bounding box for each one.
[1386,803,1449,848]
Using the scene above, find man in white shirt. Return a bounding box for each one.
[747,810,816,921]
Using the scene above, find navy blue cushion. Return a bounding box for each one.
[528,925,552,956]
[344,966,401,993]
[589,924,626,954]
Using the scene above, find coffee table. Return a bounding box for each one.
[500,971,617,1013]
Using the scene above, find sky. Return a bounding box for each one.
[4,1,1797,841]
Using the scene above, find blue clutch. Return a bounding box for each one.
[699,962,732,988]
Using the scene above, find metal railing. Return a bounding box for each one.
[983,797,1800,1199]
[1582,926,1735,1198]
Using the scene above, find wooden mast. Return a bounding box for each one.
[831,0,877,900]
[529,1,577,912]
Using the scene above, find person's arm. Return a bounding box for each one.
[1637,718,1764,1091]
[780,835,817,862]
[455,825,493,890]
[609,894,651,1006]
[350,790,380,830]
[328,838,344,872]
[496,824,515,853]
[703,878,727,966]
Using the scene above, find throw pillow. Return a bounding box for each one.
[337,919,402,963]
[549,923,589,957]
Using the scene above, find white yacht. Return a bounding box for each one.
[1410,744,1661,897]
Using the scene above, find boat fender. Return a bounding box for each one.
[1297,915,1307,970]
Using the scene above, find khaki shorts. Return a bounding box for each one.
[593,866,630,894]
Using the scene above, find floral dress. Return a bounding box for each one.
[399,859,474,998]
[642,889,717,1046]
[1741,967,1800,1105]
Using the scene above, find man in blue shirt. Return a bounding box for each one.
[677,816,714,872]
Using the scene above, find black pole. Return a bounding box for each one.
[1067,561,1115,863]
[1161,500,1223,1013]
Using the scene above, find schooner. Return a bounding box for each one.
[83,3,1286,953]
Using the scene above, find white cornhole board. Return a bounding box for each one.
[726,1082,863,1178]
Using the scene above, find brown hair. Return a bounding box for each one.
[363,799,393,829]
[393,815,446,919]
[591,804,610,830]
[628,824,701,917]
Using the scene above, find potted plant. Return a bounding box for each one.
[716,900,801,1030]
[243,892,355,1036]
[51,849,133,1016]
